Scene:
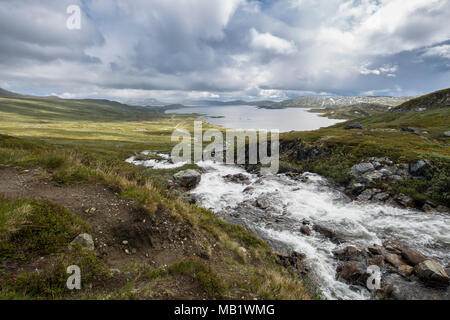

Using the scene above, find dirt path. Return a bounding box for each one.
[0,166,197,270]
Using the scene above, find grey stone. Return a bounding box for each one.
[351,163,374,175]
[70,233,95,251]
[255,198,270,210]
[409,160,432,176]
[372,192,390,202]
[357,189,375,201]
[395,194,415,208]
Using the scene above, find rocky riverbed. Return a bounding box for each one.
[127,152,450,300]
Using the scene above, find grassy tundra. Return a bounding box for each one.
[0,91,313,300]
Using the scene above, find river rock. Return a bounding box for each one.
[278,252,307,274]
[173,170,201,189]
[401,248,427,266]
[70,233,95,251]
[336,261,367,285]
[372,192,390,202]
[398,265,414,278]
[300,226,311,236]
[344,123,364,130]
[414,260,449,286]
[255,198,270,210]
[349,183,366,195]
[385,253,407,268]
[351,163,374,176]
[313,225,335,241]
[383,240,403,254]
[394,194,415,208]
[368,245,385,256]
[334,245,365,262]
[224,173,250,184]
[368,255,385,267]
[357,189,376,201]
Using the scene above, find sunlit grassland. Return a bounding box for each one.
[0,96,314,300]
[0,96,221,157]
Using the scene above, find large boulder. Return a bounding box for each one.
[173,170,201,189]
[414,260,449,286]
[70,233,95,251]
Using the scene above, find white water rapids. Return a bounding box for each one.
[127,153,450,300]
[191,162,450,300]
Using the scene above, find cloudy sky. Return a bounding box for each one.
[1,0,449,102]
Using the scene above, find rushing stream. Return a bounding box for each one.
[127,154,450,300]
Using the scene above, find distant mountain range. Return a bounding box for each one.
[256,96,412,109]
[0,87,413,111]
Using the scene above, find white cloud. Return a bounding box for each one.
[250,28,297,55]
[359,63,398,76]
[423,45,450,60]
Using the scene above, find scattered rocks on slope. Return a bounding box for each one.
[173,169,201,189]
[70,233,95,251]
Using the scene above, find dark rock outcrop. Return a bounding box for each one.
[344,123,364,130]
